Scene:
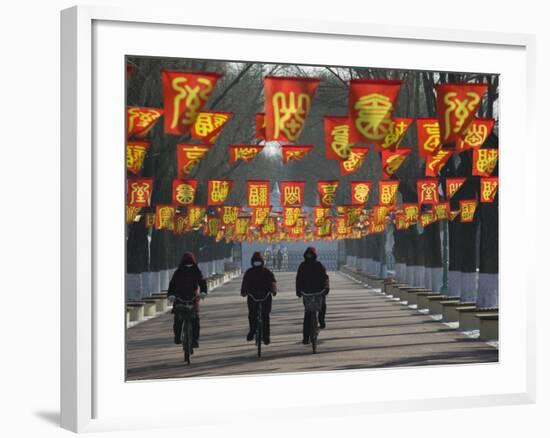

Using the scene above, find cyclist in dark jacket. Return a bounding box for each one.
[167,252,207,347]
[296,246,330,344]
[240,251,277,345]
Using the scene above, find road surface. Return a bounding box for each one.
[126,271,497,380]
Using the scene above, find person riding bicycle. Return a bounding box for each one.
[296,246,329,345]
[167,252,207,348]
[240,251,277,345]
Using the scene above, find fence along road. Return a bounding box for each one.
[126,271,497,380]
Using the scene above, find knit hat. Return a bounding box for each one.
[304,246,317,260]
[180,252,196,266]
[251,251,265,266]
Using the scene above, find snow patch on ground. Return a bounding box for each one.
[408,304,418,309]
[417,309,430,314]
[429,314,443,321]
[487,340,499,348]
[399,301,409,306]
[460,329,480,338]
[443,321,459,329]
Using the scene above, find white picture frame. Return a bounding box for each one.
[61,5,536,433]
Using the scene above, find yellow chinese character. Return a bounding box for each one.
[353,184,370,203]
[126,144,147,173]
[284,186,302,205]
[330,124,352,159]
[443,91,481,140]
[210,180,230,203]
[354,93,393,141]
[423,122,441,153]
[272,91,311,141]
[129,182,150,205]
[421,183,437,202]
[463,122,488,147]
[320,183,338,206]
[476,149,498,174]
[171,76,213,130]
[175,183,195,205]
[249,184,268,207]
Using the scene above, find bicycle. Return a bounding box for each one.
[174,296,199,364]
[247,292,272,358]
[300,289,326,354]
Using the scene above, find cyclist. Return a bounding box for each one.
[296,246,330,344]
[167,252,207,348]
[240,251,277,345]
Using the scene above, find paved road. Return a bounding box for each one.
[126,271,498,380]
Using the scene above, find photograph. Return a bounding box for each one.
[124,56,500,380]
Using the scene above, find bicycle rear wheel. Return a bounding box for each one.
[310,312,318,354]
[183,318,192,364]
[257,303,263,358]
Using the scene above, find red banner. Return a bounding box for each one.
[155,204,176,230]
[381,149,411,178]
[126,206,142,224]
[351,181,372,205]
[416,118,442,157]
[261,217,278,236]
[208,179,233,205]
[434,202,450,221]
[379,180,399,206]
[317,180,339,207]
[127,107,163,138]
[252,207,271,225]
[221,206,240,225]
[349,79,402,142]
[247,180,270,208]
[127,177,153,207]
[161,70,221,135]
[312,207,329,227]
[420,210,436,227]
[145,212,156,228]
[229,145,263,164]
[174,214,189,236]
[264,76,320,142]
[339,147,369,176]
[373,205,390,225]
[316,217,332,237]
[376,117,413,152]
[283,207,302,228]
[235,217,251,235]
[457,118,495,151]
[336,216,350,236]
[281,145,313,164]
[480,177,499,203]
[176,144,211,178]
[472,148,499,176]
[446,177,466,199]
[256,113,266,140]
[172,179,198,206]
[459,200,477,222]
[403,203,419,225]
[126,140,150,174]
[345,206,362,227]
[436,83,488,144]
[323,116,359,160]
[206,217,221,237]
[425,150,452,177]
[187,206,206,228]
[417,179,439,204]
[280,180,305,207]
[191,111,232,144]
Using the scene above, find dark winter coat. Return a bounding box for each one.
[240,266,277,299]
[296,259,329,296]
[167,264,207,301]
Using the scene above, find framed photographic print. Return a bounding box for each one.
[61,4,536,433]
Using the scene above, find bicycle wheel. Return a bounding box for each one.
[310,311,318,354]
[183,318,191,364]
[257,304,262,358]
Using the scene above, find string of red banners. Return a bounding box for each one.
[125,69,498,242]
[126,175,497,242]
